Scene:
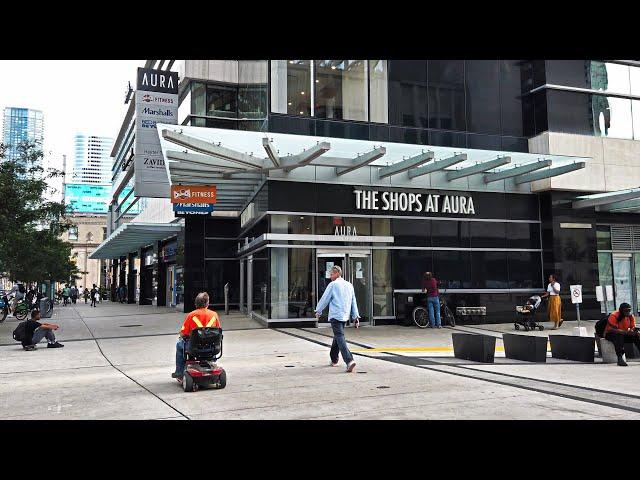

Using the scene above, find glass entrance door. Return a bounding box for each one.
[613,254,634,311]
[317,254,345,324]
[348,254,371,324]
[316,251,372,325]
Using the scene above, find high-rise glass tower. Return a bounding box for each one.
[2,107,44,161]
[72,134,114,184]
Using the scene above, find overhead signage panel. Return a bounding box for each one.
[134,68,178,199]
[170,185,217,204]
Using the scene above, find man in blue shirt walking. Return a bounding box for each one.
[315,265,360,373]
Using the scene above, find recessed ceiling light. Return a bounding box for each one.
[288,102,292,106]
[299,111,304,114]
[316,80,319,83]
[289,61,294,64]
[300,91,305,95]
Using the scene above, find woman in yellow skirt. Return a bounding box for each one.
[541,274,563,329]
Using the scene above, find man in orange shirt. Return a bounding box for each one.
[604,302,640,367]
[172,292,221,381]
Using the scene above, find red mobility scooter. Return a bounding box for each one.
[181,327,227,392]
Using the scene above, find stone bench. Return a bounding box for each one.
[596,335,640,364]
[452,332,496,363]
[549,335,595,362]
[502,333,547,362]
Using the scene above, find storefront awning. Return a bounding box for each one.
[89,222,182,260]
[156,124,592,213]
[572,187,640,212]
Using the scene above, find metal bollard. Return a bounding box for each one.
[224,283,229,315]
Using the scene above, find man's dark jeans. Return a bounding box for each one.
[330,319,353,366]
[605,331,640,357]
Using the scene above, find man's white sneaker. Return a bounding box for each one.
[346,361,356,373]
[330,361,339,367]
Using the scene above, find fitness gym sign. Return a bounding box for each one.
[353,189,476,215]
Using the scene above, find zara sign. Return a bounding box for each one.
[353,189,476,215]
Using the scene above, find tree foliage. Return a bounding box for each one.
[0,141,80,283]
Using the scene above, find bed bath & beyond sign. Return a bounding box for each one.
[353,189,476,215]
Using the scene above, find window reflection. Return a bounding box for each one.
[369,60,388,124]
[591,95,633,139]
[314,60,367,121]
[270,60,311,116]
[588,61,631,95]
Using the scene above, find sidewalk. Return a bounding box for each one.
[0,303,638,420]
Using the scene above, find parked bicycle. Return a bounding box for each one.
[0,293,30,322]
[412,292,456,328]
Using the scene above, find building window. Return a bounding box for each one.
[102,227,107,241]
[270,60,312,116]
[206,84,237,118]
[369,60,388,124]
[68,226,78,241]
[314,60,367,121]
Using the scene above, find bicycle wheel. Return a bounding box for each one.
[15,307,28,321]
[444,306,456,327]
[412,306,430,328]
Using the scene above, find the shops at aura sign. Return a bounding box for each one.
[353,188,476,215]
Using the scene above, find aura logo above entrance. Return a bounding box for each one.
[353,189,476,215]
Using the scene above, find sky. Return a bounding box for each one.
[0,60,144,197]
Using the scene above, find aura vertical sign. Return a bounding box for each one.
[134,67,179,198]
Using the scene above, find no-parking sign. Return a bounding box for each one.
[570,285,583,304]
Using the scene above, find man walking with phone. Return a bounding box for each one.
[315,265,360,373]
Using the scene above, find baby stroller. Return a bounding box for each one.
[181,327,227,392]
[514,295,545,331]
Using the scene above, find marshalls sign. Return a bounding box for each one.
[134,67,179,198]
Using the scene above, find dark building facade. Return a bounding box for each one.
[97,60,640,327]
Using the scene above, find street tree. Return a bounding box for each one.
[0,141,80,284]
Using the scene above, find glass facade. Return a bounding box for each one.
[2,107,44,162]
[314,60,367,121]
[546,90,634,139]
[269,59,530,152]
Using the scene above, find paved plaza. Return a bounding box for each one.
[0,301,638,420]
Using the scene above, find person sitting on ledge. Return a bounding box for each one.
[604,302,640,367]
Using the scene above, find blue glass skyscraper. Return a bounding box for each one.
[2,107,44,161]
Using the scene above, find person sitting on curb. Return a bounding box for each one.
[171,292,220,382]
[22,310,64,351]
[604,302,640,367]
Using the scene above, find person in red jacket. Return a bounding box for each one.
[604,302,640,366]
[421,271,441,328]
[172,292,221,381]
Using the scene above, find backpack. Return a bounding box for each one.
[595,313,612,337]
[12,321,27,342]
[18,284,25,294]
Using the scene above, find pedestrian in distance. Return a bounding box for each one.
[90,284,99,308]
[70,285,78,304]
[83,287,89,304]
[314,265,360,373]
[422,271,441,328]
[62,284,70,306]
[541,274,563,329]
